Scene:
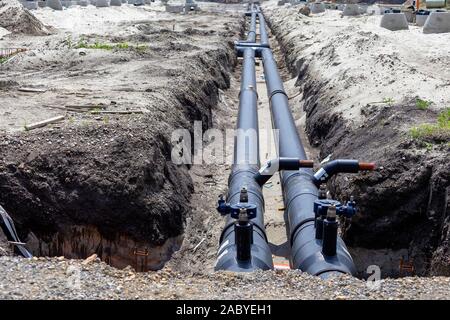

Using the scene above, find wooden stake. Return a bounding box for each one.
[24,115,65,131]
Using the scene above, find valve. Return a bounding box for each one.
[322,205,338,257]
[313,198,358,257]
[314,199,341,240]
[217,195,257,220]
[216,188,257,262]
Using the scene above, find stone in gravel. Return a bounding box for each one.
[82,254,98,265]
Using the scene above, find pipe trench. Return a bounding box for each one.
[215,5,358,277]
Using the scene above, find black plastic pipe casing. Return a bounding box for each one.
[260,39,356,277]
[215,48,273,272]
[258,13,269,47]
[247,12,257,43]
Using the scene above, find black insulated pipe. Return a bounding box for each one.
[258,13,269,47]
[254,158,314,186]
[215,45,273,272]
[258,13,356,277]
[247,11,257,43]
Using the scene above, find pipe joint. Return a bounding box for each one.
[254,157,314,186]
[313,159,376,187]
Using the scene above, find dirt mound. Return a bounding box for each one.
[0,0,52,35]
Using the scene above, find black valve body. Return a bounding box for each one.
[235,221,253,261]
[322,217,338,256]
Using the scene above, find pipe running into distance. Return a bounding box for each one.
[258,14,356,278]
[214,44,273,271]
[216,6,368,276]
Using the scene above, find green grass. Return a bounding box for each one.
[416,98,433,110]
[76,41,114,50]
[0,56,8,64]
[74,39,147,52]
[383,97,395,106]
[410,108,450,141]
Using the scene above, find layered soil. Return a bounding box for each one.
[0,3,243,270]
[264,4,450,276]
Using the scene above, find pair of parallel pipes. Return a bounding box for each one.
[215,7,369,277]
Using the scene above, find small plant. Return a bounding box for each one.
[90,107,103,114]
[383,97,395,106]
[410,108,450,141]
[66,35,73,49]
[116,42,130,49]
[416,98,432,110]
[74,38,145,52]
[136,44,148,53]
[437,108,450,127]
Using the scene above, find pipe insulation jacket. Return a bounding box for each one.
[259,14,356,277]
[215,47,273,272]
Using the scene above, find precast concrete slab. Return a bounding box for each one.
[310,2,325,14]
[416,13,430,26]
[423,11,450,34]
[110,0,122,5]
[22,1,39,10]
[47,0,63,10]
[342,4,360,16]
[96,0,110,7]
[380,13,409,31]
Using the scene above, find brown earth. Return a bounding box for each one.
[0,4,244,271]
[264,5,450,276]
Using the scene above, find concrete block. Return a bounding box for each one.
[343,4,360,16]
[423,12,450,34]
[38,1,47,8]
[61,1,72,7]
[22,1,39,10]
[310,3,325,14]
[110,0,122,5]
[337,4,344,11]
[380,13,409,31]
[96,0,110,7]
[165,4,184,13]
[416,13,429,26]
[78,0,89,6]
[47,0,63,10]
[134,0,145,5]
[359,4,368,15]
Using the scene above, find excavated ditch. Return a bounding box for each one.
[0,10,242,271]
[264,8,450,278]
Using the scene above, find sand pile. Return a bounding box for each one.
[0,0,52,35]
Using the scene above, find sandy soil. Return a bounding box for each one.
[264,2,450,276]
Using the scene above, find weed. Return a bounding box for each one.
[416,98,432,110]
[410,108,450,141]
[383,97,395,106]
